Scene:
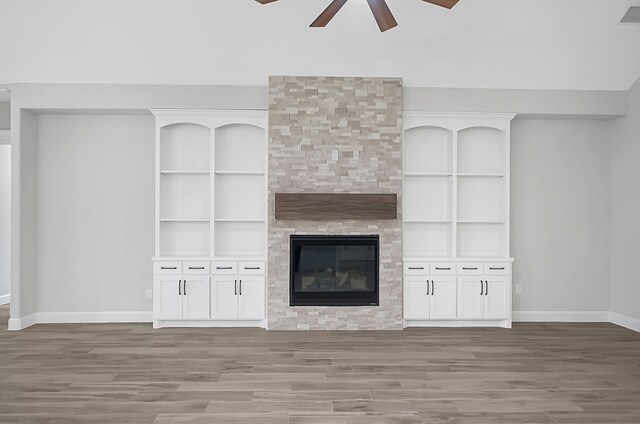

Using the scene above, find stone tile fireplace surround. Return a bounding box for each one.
[268,76,403,330]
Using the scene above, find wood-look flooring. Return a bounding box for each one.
[1,305,639,424]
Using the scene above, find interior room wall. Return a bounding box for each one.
[0,103,10,129]
[36,114,154,317]
[510,118,611,318]
[609,77,640,328]
[0,144,10,301]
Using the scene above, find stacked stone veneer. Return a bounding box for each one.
[268,76,403,330]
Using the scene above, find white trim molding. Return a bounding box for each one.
[609,312,640,333]
[0,294,9,305]
[513,311,610,322]
[8,311,152,330]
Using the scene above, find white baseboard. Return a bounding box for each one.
[7,311,152,330]
[513,311,610,322]
[609,312,640,333]
[8,313,37,331]
[0,294,10,305]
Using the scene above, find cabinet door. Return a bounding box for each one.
[211,276,239,319]
[182,276,210,320]
[237,276,265,320]
[430,276,457,320]
[155,276,183,320]
[484,277,510,320]
[457,277,484,320]
[403,277,430,320]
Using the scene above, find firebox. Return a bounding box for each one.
[290,235,379,306]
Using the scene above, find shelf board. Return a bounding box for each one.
[160,218,210,223]
[457,173,506,178]
[404,220,452,224]
[457,220,505,224]
[160,170,210,175]
[404,173,453,177]
[214,171,265,176]
[214,219,265,223]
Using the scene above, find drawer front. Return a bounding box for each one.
[457,262,483,275]
[484,262,511,275]
[183,261,210,275]
[211,261,238,275]
[404,262,430,275]
[430,262,455,275]
[239,261,265,275]
[154,261,182,275]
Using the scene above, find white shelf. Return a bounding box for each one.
[214,219,265,222]
[404,220,452,224]
[457,220,505,224]
[160,218,210,223]
[457,173,505,178]
[404,173,453,177]
[214,171,264,176]
[160,170,210,175]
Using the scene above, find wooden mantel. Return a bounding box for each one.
[275,193,397,220]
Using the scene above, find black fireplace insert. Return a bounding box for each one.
[290,235,379,306]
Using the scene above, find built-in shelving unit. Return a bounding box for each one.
[151,110,268,329]
[402,112,516,328]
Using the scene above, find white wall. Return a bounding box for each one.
[610,77,640,325]
[511,118,611,316]
[0,145,10,301]
[36,114,154,315]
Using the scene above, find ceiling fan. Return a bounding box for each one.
[255,0,460,33]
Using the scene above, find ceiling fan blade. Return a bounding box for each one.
[310,0,349,27]
[255,0,280,4]
[366,0,398,32]
[420,0,460,9]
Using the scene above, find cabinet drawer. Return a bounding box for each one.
[154,261,182,275]
[239,261,265,275]
[430,262,455,275]
[183,261,210,275]
[485,262,511,275]
[211,261,238,275]
[457,262,483,275]
[404,262,429,275]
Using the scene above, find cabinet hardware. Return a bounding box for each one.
[408,267,424,270]
[217,266,232,270]
[234,280,237,296]
[179,280,182,296]
[480,280,484,295]
[435,267,450,270]
[239,280,242,295]
[184,280,187,295]
[161,266,177,270]
[431,280,435,295]
[463,267,478,270]
[189,267,205,270]
[485,281,488,295]
[489,267,505,270]
[244,267,261,270]
[426,281,430,295]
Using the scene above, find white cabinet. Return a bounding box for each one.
[458,276,510,320]
[211,275,266,320]
[404,276,457,320]
[154,275,210,321]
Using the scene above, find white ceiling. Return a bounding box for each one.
[0,0,639,91]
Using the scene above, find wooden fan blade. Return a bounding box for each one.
[255,0,280,4]
[366,0,398,32]
[421,0,460,9]
[310,0,349,27]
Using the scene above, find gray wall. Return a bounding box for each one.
[36,114,154,313]
[511,118,611,314]
[610,77,640,323]
[0,103,10,130]
[0,145,9,299]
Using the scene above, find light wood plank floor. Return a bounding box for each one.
[1,305,639,424]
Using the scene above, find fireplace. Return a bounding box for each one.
[290,235,379,306]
